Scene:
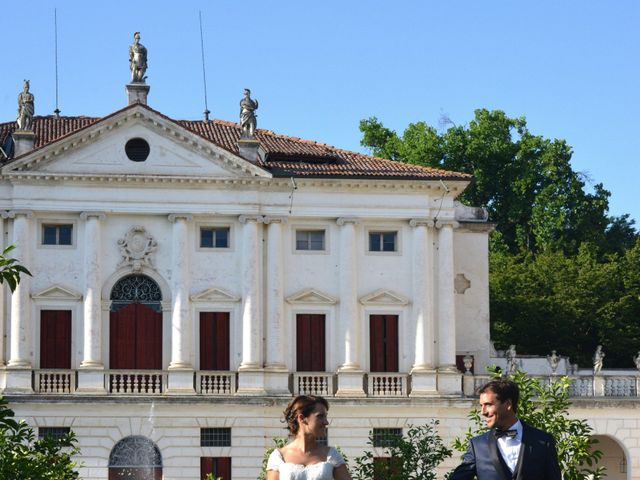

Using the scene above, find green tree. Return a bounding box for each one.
[0,244,31,292]
[360,110,633,255]
[352,422,451,480]
[453,368,604,480]
[0,397,80,479]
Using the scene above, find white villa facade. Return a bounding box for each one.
[0,80,638,479]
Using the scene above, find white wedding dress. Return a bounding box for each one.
[267,447,346,480]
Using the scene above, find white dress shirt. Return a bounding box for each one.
[497,419,522,473]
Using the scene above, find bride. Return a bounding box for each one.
[267,395,352,480]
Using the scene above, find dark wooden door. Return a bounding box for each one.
[200,312,230,370]
[296,314,326,371]
[369,314,399,372]
[40,310,71,369]
[110,303,162,370]
[201,457,231,480]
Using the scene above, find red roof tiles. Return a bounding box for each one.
[0,110,470,181]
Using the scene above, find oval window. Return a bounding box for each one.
[125,138,150,162]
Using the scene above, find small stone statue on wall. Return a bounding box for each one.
[547,350,560,374]
[593,345,605,375]
[129,32,148,83]
[634,352,640,371]
[16,80,34,131]
[240,88,258,139]
[506,344,517,374]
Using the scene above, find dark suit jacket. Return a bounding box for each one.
[450,422,562,480]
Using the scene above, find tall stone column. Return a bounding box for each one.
[409,218,438,396]
[80,212,106,369]
[167,214,194,394]
[263,216,289,394]
[8,211,33,368]
[237,215,266,394]
[335,217,364,396]
[0,214,5,367]
[436,220,461,394]
[5,211,33,393]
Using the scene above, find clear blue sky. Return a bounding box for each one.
[2,0,638,223]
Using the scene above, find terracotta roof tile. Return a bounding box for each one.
[0,110,471,181]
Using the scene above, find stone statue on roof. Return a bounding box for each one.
[240,88,258,139]
[16,80,35,131]
[129,32,148,83]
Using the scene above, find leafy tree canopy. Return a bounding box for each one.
[360,110,637,255]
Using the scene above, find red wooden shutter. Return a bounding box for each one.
[201,457,231,480]
[370,315,398,372]
[135,304,162,370]
[200,312,230,370]
[110,304,137,369]
[296,314,325,371]
[40,310,71,369]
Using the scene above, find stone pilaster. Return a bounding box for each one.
[409,218,438,396]
[335,217,365,397]
[167,214,194,394]
[263,216,289,394]
[436,219,461,394]
[237,215,266,395]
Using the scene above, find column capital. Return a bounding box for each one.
[263,216,288,225]
[168,213,193,223]
[6,210,34,219]
[239,214,264,224]
[409,218,435,228]
[336,217,359,226]
[435,219,460,229]
[80,211,107,221]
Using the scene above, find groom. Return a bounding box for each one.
[450,379,561,480]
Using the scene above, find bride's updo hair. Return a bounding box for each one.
[283,395,329,435]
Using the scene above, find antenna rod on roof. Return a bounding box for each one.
[53,8,61,117]
[199,11,210,122]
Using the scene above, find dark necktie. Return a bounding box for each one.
[494,428,517,439]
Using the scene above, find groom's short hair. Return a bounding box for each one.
[478,379,519,413]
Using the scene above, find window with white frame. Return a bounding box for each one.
[200,227,230,249]
[295,229,325,251]
[368,231,398,252]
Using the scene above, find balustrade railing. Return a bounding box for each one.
[604,376,637,396]
[108,371,166,394]
[368,373,408,396]
[294,373,334,396]
[34,370,75,394]
[197,371,236,395]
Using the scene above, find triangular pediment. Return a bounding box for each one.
[286,288,337,305]
[2,104,270,180]
[32,284,82,301]
[190,287,240,303]
[359,289,409,306]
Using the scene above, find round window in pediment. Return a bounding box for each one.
[125,138,150,161]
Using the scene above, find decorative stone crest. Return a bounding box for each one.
[117,226,157,271]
